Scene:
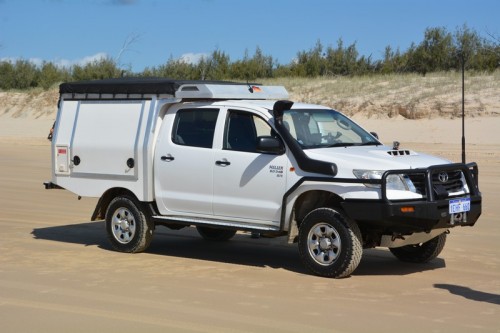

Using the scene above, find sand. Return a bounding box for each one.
[0,113,499,333]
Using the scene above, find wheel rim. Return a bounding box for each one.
[111,207,136,244]
[307,222,341,266]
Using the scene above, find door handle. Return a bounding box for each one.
[215,159,231,166]
[161,154,175,162]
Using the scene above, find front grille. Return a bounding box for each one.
[408,170,464,198]
[408,174,426,195]
[432,170,463,193]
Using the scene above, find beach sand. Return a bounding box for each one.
[0,112,499,332]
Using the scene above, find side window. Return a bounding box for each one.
[172,108,219,148]
[224,110,272,153]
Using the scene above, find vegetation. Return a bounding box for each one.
[0,25,498,90]
[2,71,498,120]
[261,71,500,119]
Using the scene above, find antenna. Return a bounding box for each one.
[246,74,253,93]
[461,52,466,164]
[247,79,254,93]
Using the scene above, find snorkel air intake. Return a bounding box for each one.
[273,100,337,176]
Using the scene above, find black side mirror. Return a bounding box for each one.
[370,132,379,139]
[256,136,285,155]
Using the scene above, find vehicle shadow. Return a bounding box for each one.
[434,284,500,305]
[32,220,109,248]
[32,222,445,277]
[355,248,446,276]
[152,228,307,273]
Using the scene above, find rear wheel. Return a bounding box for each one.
[298,208,363,278]
[389,233,447,263]
[196,226,237,241]
[105,196,154,253]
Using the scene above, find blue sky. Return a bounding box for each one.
[1,0,499,72]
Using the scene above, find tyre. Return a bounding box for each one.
[389,233,447,263]
[105,196,154,253]
[298,208,363,278]
[196,226,237,241]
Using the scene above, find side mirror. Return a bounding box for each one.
[370,132,379,139]
[256,136,285,155]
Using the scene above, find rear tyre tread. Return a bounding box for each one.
[105,195,154,253]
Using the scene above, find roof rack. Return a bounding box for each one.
[59,78,289,100]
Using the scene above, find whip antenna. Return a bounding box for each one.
[461,52,466,164]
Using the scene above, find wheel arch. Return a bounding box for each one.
[294,190,344,226]
[287,189,344,243]
[91,188,144,221]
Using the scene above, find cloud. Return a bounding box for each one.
[179,52,208,64]
[63,52,109,67]
[1,52,109,68]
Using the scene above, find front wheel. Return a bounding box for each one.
[389,233,447,263]
[105,196,154,253]
[298,208,363,278]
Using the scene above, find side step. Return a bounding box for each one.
[151,215,281,233]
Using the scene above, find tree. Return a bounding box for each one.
[72,57,121,81]
[198,49,230,80]
[453,24,482,70]
[230,46,275,80]
[11,60,38,89]
[324,39,362,76]
[38,62,68,89]
[421,27,454,71]
[0,61,15,89]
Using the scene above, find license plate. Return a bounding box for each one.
[449,198,471,214]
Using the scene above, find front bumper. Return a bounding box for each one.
[341,163,482,234]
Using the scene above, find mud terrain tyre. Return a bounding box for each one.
[105,196,154,253]
[389,233,447,263]
[298,208,363,278]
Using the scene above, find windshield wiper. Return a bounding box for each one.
[325,142,357,148]
[359,142,380,146]
[325,142,380,148]
[303,141,380,149]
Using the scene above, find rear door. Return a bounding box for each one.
[154,106,219,216]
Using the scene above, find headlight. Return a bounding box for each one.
[352,169,384,188]
[353,170,417,192]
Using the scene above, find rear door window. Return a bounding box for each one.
[171,108,219,148]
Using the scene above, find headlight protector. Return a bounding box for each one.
[353,169,417,192]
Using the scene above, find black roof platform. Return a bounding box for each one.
[59,77,289,101]
[59,77,252,95]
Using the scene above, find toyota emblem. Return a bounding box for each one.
[438,172,449,183]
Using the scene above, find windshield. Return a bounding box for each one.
[282,109,379,149]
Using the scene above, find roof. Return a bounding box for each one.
[59,77,289,100]
[59,77,251,95]
[210,100,331,111]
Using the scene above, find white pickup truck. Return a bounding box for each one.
[45,78,482,278]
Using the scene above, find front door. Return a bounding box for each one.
[212,109,288,225]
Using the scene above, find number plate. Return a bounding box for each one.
[449,198,471,214]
